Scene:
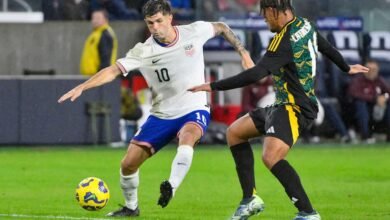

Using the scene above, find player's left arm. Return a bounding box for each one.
[189,25,291,93]
[317,32,369,74]
[212,22,254,69]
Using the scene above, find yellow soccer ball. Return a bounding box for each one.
[75,177,110,211]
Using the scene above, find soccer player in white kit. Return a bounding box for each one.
[58,0,254,217]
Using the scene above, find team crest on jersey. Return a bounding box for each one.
[184,44,195,57]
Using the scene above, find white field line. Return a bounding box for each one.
[0,213,109,220]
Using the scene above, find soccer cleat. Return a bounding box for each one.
[106,205,140,217]
[230,195,265,220]
[157,180,173,208]
[293,210,321,220]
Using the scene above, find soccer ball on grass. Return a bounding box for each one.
[75,177,110,211]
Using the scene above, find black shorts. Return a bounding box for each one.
[249,105,313,147]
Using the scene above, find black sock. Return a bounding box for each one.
[230,142,256,199]
[271,160,313,213]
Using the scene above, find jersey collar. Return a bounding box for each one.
[153,26,179,48]
[278,16,297,33]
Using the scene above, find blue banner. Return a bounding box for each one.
[316,17,363,31]
[204,16,364,51]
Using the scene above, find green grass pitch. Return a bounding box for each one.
[0,144,389,220]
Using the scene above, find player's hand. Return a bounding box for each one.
[187,83,212,93]
[58,87,83,103]
[241,50,255,70]
[348,64,369,75]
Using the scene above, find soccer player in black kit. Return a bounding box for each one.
[189,0,369,219]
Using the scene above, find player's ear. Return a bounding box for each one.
[168,14,173,23]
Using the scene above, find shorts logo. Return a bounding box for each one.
[266,126,275,134]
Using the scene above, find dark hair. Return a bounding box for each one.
[142,0,172,18]
[260,0,295,14]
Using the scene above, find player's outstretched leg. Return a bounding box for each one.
[230,195,265,220]
[157,180,173,208]
[106,205,140,217]
[293,210,321,220]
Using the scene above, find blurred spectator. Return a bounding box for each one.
[119,75,143,143]
[315,69,352,143]
[348,59,390,143]
[216,0,247,16]
[63,0,90,20]
[235,0,259,12]
[42,0,65,20]
[169,0,194,20]
[90,0,141,20]
[200,0,256,20]
[219,0,262,15]
[42,0,89,20]
[294,0,328,20]
[80,10,118,76]
[124,0,149,14]
[240,76,273,116]
[201,0,218,20]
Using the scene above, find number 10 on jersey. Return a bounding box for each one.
[155,68,170,82]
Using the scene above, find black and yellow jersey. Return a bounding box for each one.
[211,16,350,120]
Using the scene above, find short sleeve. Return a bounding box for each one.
[191,21,215,44]
[116,43,143,76]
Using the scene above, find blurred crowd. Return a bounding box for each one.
[39,0,390,144]
[40,0,260,21]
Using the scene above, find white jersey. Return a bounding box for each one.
[117,21,215,119]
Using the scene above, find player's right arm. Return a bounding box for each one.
[58,64,121,103]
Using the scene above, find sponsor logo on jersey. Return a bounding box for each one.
[184,44,195,57]
[152,58,161,64]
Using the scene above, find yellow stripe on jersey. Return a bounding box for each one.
[283,82,296,105]
[296,20,302,27]
[269,28,287,52]
[286,105,299,145]
[268,17,297,52]
[268,34,280,51]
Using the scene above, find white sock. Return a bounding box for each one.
[168,145,194,196]
[120,169,139,210]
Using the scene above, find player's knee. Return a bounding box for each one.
[261,153,278,170]
[226,126,242,145]
[179,131,198,144]
[121,159,138,174]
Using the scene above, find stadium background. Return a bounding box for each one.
[0,1,390,219]
[1,0,390,145]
